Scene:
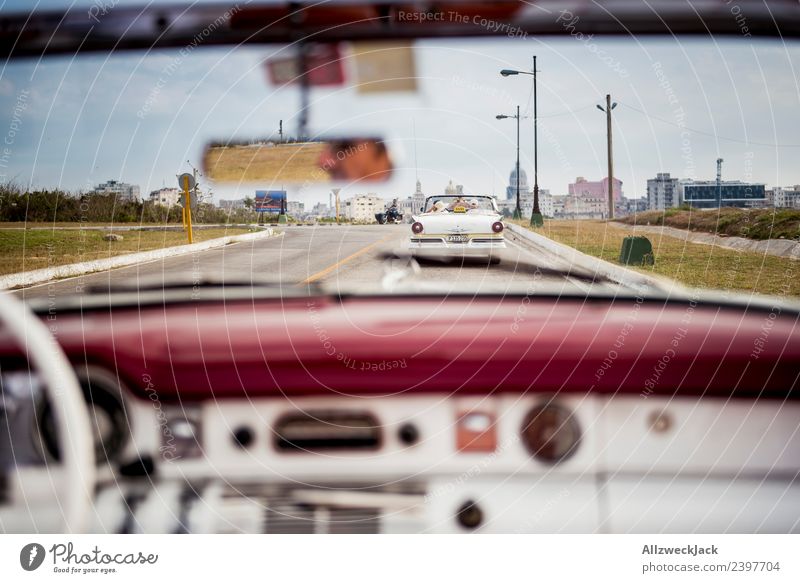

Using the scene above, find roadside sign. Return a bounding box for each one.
[180,190,199,212]
[177,173,195,191]
[254,190,286,212]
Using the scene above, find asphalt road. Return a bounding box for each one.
[14,225,616,301]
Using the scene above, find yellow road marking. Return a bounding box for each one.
[299,233,396,285]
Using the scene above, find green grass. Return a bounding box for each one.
[520,220,800,298]
[618,207,800,240]
[0,227,253,276]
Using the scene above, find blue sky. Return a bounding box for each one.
[1,28,798,206]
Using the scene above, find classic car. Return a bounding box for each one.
[409,195,506,261]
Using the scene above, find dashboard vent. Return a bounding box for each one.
[273,410,381,452]
[265,503,380,534]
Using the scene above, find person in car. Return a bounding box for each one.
[447,197,467,211]
[430,200,446,213]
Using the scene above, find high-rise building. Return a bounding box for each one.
[92,179,140,201]
[647,172,680,209]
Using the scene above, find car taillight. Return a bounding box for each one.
[492,221,504,233]
[412,222,424,234]
[520,403,580,464]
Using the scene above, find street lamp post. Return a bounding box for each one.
[500,56,543,227]
[496,105,522,220]
[596,95,617,220]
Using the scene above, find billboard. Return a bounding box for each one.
[254,190,286,213]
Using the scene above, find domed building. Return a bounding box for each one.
[499,162,554,218]
[506,163,530,200]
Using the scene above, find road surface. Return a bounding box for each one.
[14,225,619,300]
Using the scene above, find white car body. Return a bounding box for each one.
[409,195,506,258]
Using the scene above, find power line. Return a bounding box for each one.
[619,103,800,148]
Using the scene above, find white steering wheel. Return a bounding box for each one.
[0,291,95,533]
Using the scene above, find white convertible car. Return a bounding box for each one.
[409,195,506,262]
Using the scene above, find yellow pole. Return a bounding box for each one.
[182,206,186,229]
[183,176,193,244]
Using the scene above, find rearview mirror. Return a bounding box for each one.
[202,137,393,184]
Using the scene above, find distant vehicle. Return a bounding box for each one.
[409,195,505,262]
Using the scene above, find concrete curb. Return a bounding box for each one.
[507,223,684,294]
[611,222,800,260]
[0,228,279,290]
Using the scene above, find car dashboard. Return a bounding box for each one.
[1,290,798,534]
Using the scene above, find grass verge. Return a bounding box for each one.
[617,207,800,240]
[518,219,800,298]
[0,227,254,276]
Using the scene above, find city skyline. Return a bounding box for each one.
[1,37,798,207]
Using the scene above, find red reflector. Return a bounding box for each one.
[456,411,497,452]
[412,222,424,234]
[492,221,504,233]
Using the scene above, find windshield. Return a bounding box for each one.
[423,196,498,213]
[1,17,798,300]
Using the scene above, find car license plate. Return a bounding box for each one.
[447,234,469,243]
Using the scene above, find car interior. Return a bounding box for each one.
[0,0,798,535]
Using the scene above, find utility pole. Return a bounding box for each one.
[279,120,283,143]
[597,95,617,220]
[605,94,615,220]
[530,55,543,227]
[515,104,521,220]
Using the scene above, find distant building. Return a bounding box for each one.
[549,176,622,219]
[647,173,680,209]
[522,188,553,217]
[444,180,464,195]
[311,202,332,218]
[680,180,766,208]
[287,201,305,216]
[219,198,247,210]
[569,176,622,202]
[92,180,140,202]
[149,187,181,207]
[412,179,425,214]
[620,196,649,216]
[550,195,567,217]
[501,164,553,217]
[771,185,800,209]
[343,194,384,222]
[397,196,416,219]
[506,164,529,201]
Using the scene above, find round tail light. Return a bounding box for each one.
[492,221,504,233]
[412,222,424,234]
[520,403,580,464]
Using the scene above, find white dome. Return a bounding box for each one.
[509,164,529,188]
